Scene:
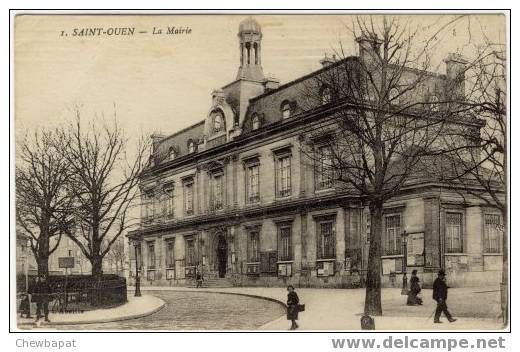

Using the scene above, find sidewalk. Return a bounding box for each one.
[18,294,165,328]
[132,285,504,331]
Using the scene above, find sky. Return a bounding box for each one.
[14,14,506,142]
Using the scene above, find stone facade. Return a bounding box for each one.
[127,17,503,289]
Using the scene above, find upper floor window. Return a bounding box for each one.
[317,217,336,259]
[143,190,155,221]
[275,154,292,198]
[188,140,196,154]
[281,102,291,119]
[252,114,260,130]
[210,171,224,210]
[164,183,174,218]
[183,179,194,215]
[446,212,463,253]
[484,214,502,253]
[389,88,400,105]
[247,229,260,262]
[246,162,260,204]
[278,223,293,261]
[321,86,332,105]
[316,145,334,190]
[384,214,402,255]
[165,239,175,268]
[147,241,156,269]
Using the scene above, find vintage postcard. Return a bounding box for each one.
[13,12,508,332]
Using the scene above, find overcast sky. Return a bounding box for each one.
[15,14,506,141]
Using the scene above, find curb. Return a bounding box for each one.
[43,297,166,326]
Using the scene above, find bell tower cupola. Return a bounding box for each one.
[236,17,265,81]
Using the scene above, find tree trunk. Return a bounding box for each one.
[36,256,49,278]
[364,201,383,316]
[91,255,103,279]
[36,236,50,278]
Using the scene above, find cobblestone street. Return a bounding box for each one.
[57,291,285,330]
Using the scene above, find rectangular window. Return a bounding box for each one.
[147,242,156,269]
[143,191,155,221]
[211,173,224,210]
[446,212,463,253]
[317,219,336,259]
[183,181,194,215]
[278,224,292,261]
[484,214,501,253]
[316,145,334,190]
[164,185,174,218]
[165,240,175,268]
[185,237,195,266]
[246,164,260,203]
[276,155,291,198]
[248,230,260,262]
[384,214,402,255]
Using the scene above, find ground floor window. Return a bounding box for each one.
[165,239,175,268]
[317,218,336,259]
[384,214,402,255]
[278,224,292,261]
[147,241,156,269]
[446,212,463,253]
[247,230,260,262]
[484,214,502,253]
[185,237,195,266]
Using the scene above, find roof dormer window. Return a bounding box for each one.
[252,114,260,130]
[168,147,176,161]
[321,86,332,105]
[214,113,223,133]
[281,101,291,119]
[188,140,196,154]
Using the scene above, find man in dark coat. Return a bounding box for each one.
[432,269,456,323]
[33,275,52,323]
[286,285,299,330]
[407,270,423,305]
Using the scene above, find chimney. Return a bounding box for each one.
[150,133,166,154]
[320,53,336,67]
[263,73,280,92]
[356,35,382,67]
[211,88,226,106]
[444,53,468,99]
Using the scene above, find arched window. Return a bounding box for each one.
[252,114,260,130]
[188,140,196,154]
[430,95,439,112]
[281,101,291,119]
[168,147,176,161]
[214,113,223,133]
[389,88,400,104]
[321,86,332,105]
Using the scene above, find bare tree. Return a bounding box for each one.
[300,16,469,315]
[16,129,74,277]
[441,42,507,324]
[60,110,149,279]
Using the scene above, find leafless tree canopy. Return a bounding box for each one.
[59,109,149,277]
[298,16,476,315]
[16,130,74,277]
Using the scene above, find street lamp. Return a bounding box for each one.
[401,230,408,272]
[133,240,142,297]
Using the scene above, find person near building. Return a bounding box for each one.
[407,270,423,305]
[32,275,52,323]
[432,269,457,323]
[286,285,300,330]
[18,292,32,318]
[196,270,204,288]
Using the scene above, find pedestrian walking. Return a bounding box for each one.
[432,269,456,324]
[286,285,300,330]
[407,270,423,305]
[32,275,52,323]
[196,270,203,288]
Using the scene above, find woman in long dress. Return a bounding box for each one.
[286,285,299,330]
[407,270,423,306]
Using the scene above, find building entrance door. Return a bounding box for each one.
[216,234,227,278]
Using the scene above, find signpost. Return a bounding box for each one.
[59,257,75,311]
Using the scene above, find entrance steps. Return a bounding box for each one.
[187,277,234,288]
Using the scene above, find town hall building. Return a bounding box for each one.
[127,17,504,289]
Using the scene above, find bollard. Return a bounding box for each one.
[361,314,375,330]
